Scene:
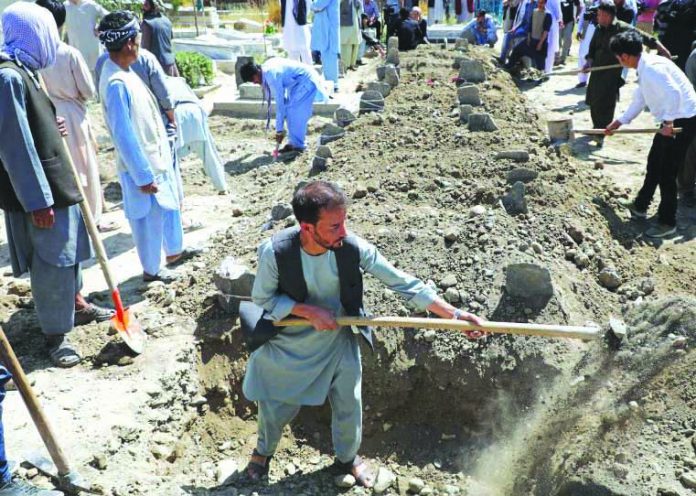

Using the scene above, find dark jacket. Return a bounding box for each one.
[0,61,82,212]
[341,0,361,26]
[142,13,175,68]
[281,0,308,26]
[398,18,423,50]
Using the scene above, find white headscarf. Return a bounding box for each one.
[1,2,59,70]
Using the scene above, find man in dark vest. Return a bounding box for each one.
[0,5,109,364]
[141,0,178,76]
[242,181,483,487]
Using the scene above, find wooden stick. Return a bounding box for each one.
[550,55,678,76]
[575,127,682,135]
[273,316,601,341]
[0,328,72,476]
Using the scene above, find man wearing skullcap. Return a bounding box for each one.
[98,10,194,283]
[0,1,111,369]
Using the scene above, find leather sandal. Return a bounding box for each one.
[47,335,81,369]
[245,449,272,481]
[332,455,375,488]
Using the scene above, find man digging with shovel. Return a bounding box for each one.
[240,181,484,487]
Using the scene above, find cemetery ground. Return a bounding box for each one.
[0,43,694,496]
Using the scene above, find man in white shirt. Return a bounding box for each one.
[606,30,696,238]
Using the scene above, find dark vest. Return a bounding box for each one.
[0,61,82,212]
[272,226,373,349]
[281,0,308,26]
[143,14,175,67]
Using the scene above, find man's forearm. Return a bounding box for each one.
[426,298,457,319]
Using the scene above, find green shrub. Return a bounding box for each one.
[175,51,215,88]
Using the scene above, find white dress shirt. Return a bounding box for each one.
[619,52,696,125]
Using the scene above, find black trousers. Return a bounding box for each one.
[590,93,618,130]
[635,115,696,226]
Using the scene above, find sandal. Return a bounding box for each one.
[245,449,272,481]
[332,455,375,488]
[74,304,115,326]
[165,247,203,267]
[47,335,81,369]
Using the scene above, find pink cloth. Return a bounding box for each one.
[637,0,659,24]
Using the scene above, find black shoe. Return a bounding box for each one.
[165,247,203,268]
[683,191,696,208]
[143,268,180,283]
[575,82,586,88]
[74,304,115,326]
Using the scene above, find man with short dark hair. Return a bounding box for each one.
[242,180,484,487]
[583,0,668,145]
[240,58,330,153]
[461,9,499,47]
[606,30,696,237]
[141,0,178,76]
[98,10,190,282]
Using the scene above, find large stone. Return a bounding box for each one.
[334,107,356,127]
[374,467,396,494]
[234,56,254,87]
[502,181,528,215]
[310,156,328,174]
[315,145,333,159]
[238,82,264,100]
[598,268,622,290]
[213,257,255,296]
[505,263,554,307]
[320,123,347,144]
[453,56,467,68]
[387,36,399,50]
[386,47,400,65]
[271,203,293,220]
[457,84,481,105]
[458,59,486,82]
[506,168,538,184]
[468,113,499,132]
[360,90,385,114]
[376,65,386,81]
[459,104,474,123]
[335,474,356,488]
[367,81,391,98]
[495,150,530,162]
[384,66,400,88]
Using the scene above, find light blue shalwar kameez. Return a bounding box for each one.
[0,65,91,335]
[462,15,499,45]
[100,59,183,276]
[243,234,437,462]
[261,57,330,150]
[310,0,341,89]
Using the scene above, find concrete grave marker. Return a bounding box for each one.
[334,107,356,127]
[502,181,528,215]
[238,82,264,100]
[458,59,486,83]
[360,90,385,114]
[468,113,498,132]
[457,84,481,105]
[459,104,474,123]
[320,123,346,144]
[234,56,254,87]
[384,66,400,88]
[387,36,399,50]
[367,81,391,98]
[386,48,400,66]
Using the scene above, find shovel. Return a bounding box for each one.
[0,328,95,494]
[549,55,678,76]
[274,316,602,341]
[39,77,146,354]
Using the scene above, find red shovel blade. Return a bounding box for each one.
[110,290,146,354]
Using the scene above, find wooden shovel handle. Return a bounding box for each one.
[574,127,683,135]
[273,316,601,341]
[0,328,71,475]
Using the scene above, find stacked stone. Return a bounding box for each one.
[454,56,499,132]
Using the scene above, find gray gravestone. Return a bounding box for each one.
[457,84,481,105]
[235,56,254,87]
[468,113,498,132]
[459,59,486,83]
[360,90,385,114]
[367,81,391,98]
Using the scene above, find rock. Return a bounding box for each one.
[386,47,400,65]
[374,467,396,494]
[387,36,399,50]
[6,280,31,297]
[444,228,459,242]
[238,82,263,100]
[469,205,486,217]
[445,287,460,303]
[423,329,437,342]
[376,65,387,81]
[609,316,628,340]
[334,474,356,488]
[92,454,108,470]
[334,107,356,127]
[566,225,585,244]
[573,252,590,269]
[408,478,426,494]
[502,181,528,215]
[271,203,293,221]
[360,90,385,114]
[315,145,333,159]
[216,458,239,484]
[320,123,346,145]
[232,207,244,217]
[457,84,481,105]
[598,268,622,290]
[440,274,458,288]
[594,160,605,170]
[680,472,696,489]
[213,257,255,296]
[468,113,499,132]
[505,263,554,308]
[458,59,486,82]
[285,462,297,475]
[459,104,474,123]
[531,242,543,254]
[353,185,368,199]
[495,150,530,162]
[384,66,400,88]
[311,156,328,174]
[367,80,391,98]
[506,168,538,184]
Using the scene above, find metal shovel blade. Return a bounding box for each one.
[111,308,146,355]
[24,451,95,494]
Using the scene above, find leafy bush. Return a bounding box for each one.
[175,51,215,88]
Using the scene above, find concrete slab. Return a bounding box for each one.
[427,23,467,42]
[213,99,343,119]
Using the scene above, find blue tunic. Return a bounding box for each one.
[311,0,341,55]
[243,234,437,406]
